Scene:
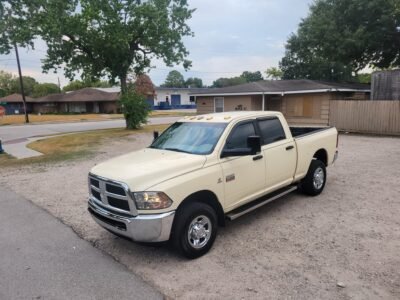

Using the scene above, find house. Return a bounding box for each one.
[154,87,206,108]
[191,80,370,125]
[0,93,34,115]
[33,88,120,114]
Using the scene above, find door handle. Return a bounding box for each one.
[253,155,263,161]
[286,145,294,151]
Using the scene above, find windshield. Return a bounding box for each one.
[150,122,227,155]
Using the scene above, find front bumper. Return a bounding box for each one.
[88,197,175,242]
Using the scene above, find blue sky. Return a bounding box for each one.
[0,0,313,87]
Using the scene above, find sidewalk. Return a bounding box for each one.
[0,187,163,300]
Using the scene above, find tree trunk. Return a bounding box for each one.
[120,74,128,94]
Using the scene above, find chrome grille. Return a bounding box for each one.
[88,173,137,215]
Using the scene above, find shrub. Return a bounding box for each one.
[119,89,151,129]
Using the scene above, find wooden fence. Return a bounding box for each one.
[329,100,400,135]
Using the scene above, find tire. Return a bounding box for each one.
[172,202,218,259]
[301,159,326,196]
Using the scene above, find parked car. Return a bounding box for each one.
[88,111,338,258]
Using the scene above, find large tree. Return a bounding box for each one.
[0,0,194,93]
[240,71,263,82]
[161,70,185,88]
[185,77,203,88]
[0,70,15,96]
[32,83,60,97]
[280,0,400,81]
[10,76,37,96]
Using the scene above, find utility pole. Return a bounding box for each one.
[57,77,61,93]
[14,42,29,123]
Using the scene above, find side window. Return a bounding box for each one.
[225,122,256,149]
[258,118,286,145]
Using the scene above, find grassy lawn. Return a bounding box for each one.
[149,110,196,117]
[0,124,168,167]
[0,114,124,125]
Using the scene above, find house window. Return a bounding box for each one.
[189,96,195,102]
[286,97,314,117]
[214,97,224,112]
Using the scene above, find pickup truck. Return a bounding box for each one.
[88,111,338,258]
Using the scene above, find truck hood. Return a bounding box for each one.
[90,148,206,191]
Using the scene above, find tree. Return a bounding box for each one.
[162,70,185,88]
[212,76,247,88]
[32,83,60,97]
[10,76,37,96]
[265,67,283,80]
[0,0,194,95]
[0,70,15,95]
[280,0,400,81]
[240,71,263,82]
[63,80,111,92]
[185,77,203,88]
[134,74,155,97]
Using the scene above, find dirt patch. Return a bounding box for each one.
[1,134,399,299]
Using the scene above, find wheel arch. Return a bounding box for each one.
[313,148,328,166]
[176,190,225,227]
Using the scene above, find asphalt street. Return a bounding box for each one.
[0,187,163,300]
[0,116,180,142]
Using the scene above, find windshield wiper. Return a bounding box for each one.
[163,147,192,154]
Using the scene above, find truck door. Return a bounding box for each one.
[220,120,266,210]
[257,117,296,191]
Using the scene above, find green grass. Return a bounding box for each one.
[0,124,168,167]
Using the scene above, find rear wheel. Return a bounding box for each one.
[301,159,326,196]
[172,202,218,259]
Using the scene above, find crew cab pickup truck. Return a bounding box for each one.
[88,111,338,258]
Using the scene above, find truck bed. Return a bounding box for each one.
[289,126,331,138]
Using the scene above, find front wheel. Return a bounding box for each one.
[172,202,218,259]
[301,159,327,196]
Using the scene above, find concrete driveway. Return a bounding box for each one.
[0,116,180,158]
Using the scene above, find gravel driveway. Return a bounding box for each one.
[1,133,399,299]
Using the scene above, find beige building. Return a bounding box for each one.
[192,80,370,126]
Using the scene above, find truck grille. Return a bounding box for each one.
[88,174,135,214]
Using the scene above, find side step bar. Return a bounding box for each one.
[226,186,298,221]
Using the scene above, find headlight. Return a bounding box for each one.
[133,192,173,210]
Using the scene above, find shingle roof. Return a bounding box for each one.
[35,88,119,103]
[191,79,370,96]
[0,93,35,103]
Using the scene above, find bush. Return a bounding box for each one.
[119,90,151,129]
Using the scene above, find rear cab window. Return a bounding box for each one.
[257,117,286,145]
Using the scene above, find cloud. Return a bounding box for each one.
[0,0,312,87]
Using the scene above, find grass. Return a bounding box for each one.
[149,111,196,117]
[0,114,124,125]
[0,124,169,167]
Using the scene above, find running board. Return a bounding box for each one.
[226,186,298,221]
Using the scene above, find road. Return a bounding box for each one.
[0,116,180,142]
[0,187,162,300]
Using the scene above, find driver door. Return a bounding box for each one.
[219,121,266,211]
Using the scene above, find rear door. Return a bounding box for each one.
[257,117,296,191]
[220,120,266,210]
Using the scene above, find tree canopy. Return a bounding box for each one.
[62,80,111,92]
[161,70,186,88]
[265,67,283,80]
[32,83,60,98]
[280,0,400,81]
[212,71,264,88]
[185,77,203,88]
[240,71,263,82]
[0,0,194,93]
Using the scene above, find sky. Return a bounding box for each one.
[0,0,313,87]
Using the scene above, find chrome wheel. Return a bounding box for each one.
[313,167,325,190]
[187,215,212,249]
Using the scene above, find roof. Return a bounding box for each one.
[178,111,282,123]
[0,93,34,103]
[36,88,119,103]
[94,86,210,93]
[191,79,370,96]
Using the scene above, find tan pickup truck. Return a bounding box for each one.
[88,111,338,258]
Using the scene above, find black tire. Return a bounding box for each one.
[172,202,218,259]
[301,159,326,196]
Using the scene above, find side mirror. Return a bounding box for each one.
[247,135,261,155]
[153,131,159,140]
[221,135,261,158]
